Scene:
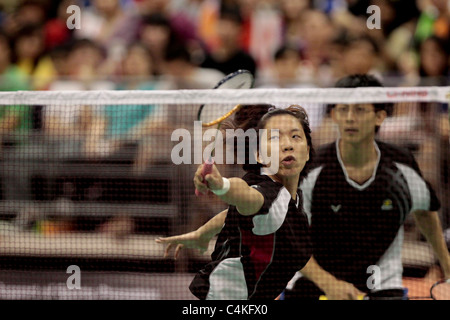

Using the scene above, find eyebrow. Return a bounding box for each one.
[274,128,302,134]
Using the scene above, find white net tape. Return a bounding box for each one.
[0,86,449,105]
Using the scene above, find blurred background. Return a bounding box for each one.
[0,0,449,91]
[0,0,449,299]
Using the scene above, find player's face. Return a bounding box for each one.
[331,103,386,144]
[259,114,310,179]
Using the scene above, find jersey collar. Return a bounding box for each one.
[335,138,381,191]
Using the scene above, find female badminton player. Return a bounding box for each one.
[157,105,362,300]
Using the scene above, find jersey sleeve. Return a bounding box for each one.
[404,152,441,212]
[248,181,284,216]
[395,162,441,212]
[381,141,441,212]
[299,166,323,225]
[241,173,289,235]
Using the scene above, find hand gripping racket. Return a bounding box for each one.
[195,70,254,196]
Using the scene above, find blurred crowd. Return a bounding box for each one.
[0,0,448,234]
[0,0,449,92]
[0,0,448,167]
[0,1,448,171]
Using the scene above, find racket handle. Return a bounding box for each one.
[195,158,214,196]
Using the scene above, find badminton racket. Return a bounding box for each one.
[195,69,254,196]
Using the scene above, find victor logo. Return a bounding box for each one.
[331,204,342,213]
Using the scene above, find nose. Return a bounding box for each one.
[345,108,357,122]
[280,136,294,152]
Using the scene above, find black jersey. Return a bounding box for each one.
[189,172,312,300]
[292,140,440,297]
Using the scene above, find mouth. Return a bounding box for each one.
[281,155,296,166]
[344,128,359,134]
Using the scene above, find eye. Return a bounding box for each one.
[338,106,349,113]
[355,107,365,114]
[292,134,301,139]
[270,135,279,140]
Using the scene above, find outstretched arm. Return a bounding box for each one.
[413,210,450,279]
[193,163,264,216]
[155,209,228,259]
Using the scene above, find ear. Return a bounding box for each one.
[255,148,264,165]
[256,148,272,167]
[306,145,310,162]
[375,110,387,127]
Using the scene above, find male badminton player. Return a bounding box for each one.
[285,74,450,300]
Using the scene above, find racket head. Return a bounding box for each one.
[197,70,254,127]
[430,279,450,300]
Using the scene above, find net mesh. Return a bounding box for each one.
[0,87,448,300]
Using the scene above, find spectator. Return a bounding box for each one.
[257,44,308,88]
[83,42,174,172]
[337,35,383,80]
[233,0,283,74]
[416,35,450,196]
[0,31,30,92]
[12,23,56,90]
[48,38,113,90]
[0,31,31,150]
[415,0,450,44]
[165,0,203,50]
[379,35,449,181]
[42,39,114,161]
[0,31,33,203]
[365,1,420,82]
[296,9,335,86]
[139,13,179,76]
[257,43,326,135]
[200,3,257,77]
[135,0,168,16]
[164,41,225,89]
[1,0,48,39]
[279,0,313,48]
[43,0,78,51]
[418,35,450,86]
[115,41,161,90]
[74,0,141,76]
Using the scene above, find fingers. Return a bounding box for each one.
[155,238,185,259]
[174,244,184,259]
[194,164,209,194]
[164,242,174,258]
[201,164,223,191]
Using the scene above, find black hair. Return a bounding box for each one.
[142,13,171,28]
[329,74,393,132]
[419,35,450,79]
[68,38,106,59]
[345,35,380,55]
[223,105,314,182]
[334,73,382,88]
[222,104,272,173]
[219,1,243,24]
[273,44,302,61]
[0,30,11,48]
[165,41,191,63]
